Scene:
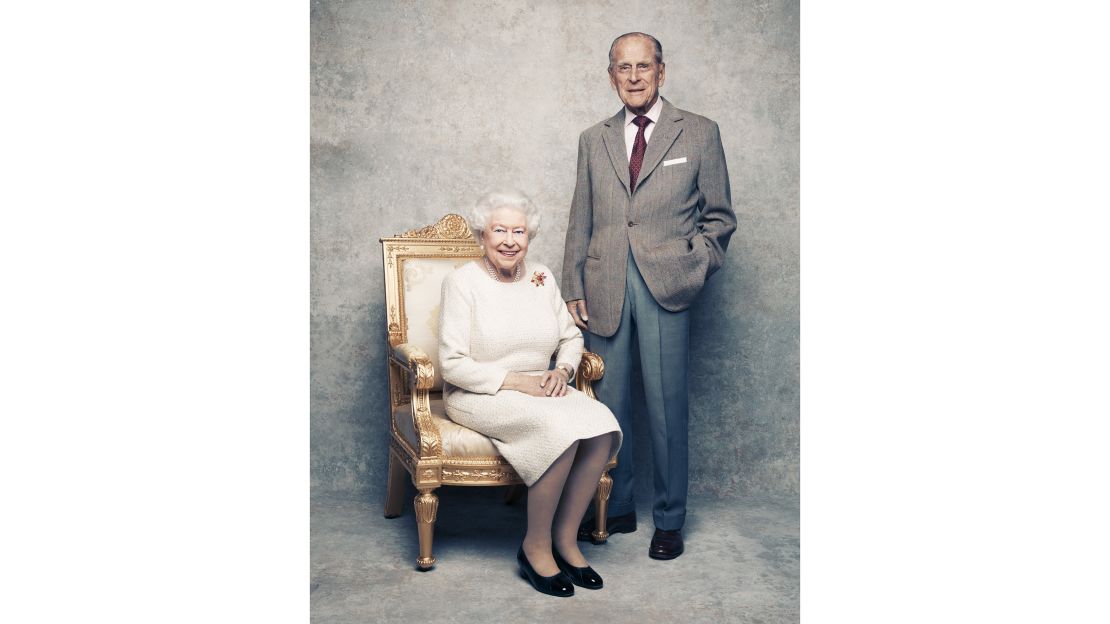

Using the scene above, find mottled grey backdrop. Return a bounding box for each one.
[311,0,798,502]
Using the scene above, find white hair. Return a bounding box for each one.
[608,32,664,69]
[467,190,542,241]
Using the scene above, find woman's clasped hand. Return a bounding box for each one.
[504,368,571,398]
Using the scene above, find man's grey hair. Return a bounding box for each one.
[607,32,664,69]
[468,190,542,242]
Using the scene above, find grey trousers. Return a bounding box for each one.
[587,252,690,531]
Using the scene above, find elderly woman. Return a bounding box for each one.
[438,190,622,598]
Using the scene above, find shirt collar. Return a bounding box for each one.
[624,97,663,127]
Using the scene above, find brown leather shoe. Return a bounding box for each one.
[649,528,684,560]
[576,511,637,542]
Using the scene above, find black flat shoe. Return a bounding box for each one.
[517,546,574,597]
[553,548,603,590]
[577,511,637,542]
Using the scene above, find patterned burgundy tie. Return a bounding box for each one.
[629,115,652,192]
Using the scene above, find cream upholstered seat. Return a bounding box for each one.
[380,214,615,569]
[391,398,498,457]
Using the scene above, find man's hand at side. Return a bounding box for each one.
[567,299,589,330]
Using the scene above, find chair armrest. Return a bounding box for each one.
[388,343,442,458]
[390,343,436,390]
[575,351,605,400]
[577,351,605,381]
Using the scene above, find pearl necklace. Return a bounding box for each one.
[482,256,522,283]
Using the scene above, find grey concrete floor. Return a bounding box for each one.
[312,487,798,623]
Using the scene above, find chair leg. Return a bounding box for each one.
[414,488,439,570]
[384,452,406,519]
[592,469,613,544]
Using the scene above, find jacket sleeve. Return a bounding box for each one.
[437,273,509,395]
[561,131,593,302]
[695,121,737,277]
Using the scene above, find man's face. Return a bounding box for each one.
[608,36,666,115]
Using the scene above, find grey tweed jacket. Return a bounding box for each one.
[562,98,737,337]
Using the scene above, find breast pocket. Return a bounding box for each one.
[656,153,696,194]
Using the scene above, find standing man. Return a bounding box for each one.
[562,32,736,560]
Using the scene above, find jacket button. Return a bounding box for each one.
[627,221,635,227]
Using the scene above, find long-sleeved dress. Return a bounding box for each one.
[438,260,622,486]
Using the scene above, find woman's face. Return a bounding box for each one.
[481,206,529,277]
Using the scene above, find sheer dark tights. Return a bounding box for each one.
[521,432,616,576]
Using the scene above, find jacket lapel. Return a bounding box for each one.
[601,108,632,194]
[635,98,683,193]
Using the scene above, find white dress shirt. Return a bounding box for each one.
[623,97,663,162]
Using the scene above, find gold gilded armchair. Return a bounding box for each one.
[380,214,616,569]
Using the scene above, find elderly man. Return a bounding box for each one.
[562,32,736,560]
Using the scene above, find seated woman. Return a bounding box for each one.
[438,190,622,598]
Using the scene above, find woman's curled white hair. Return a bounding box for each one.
[468,190,542,242]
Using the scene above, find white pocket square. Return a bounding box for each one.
[663,157,687,166]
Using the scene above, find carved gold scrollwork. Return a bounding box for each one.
[388,305,399,330]
[385,246,411,267]
[413,401,442,458]
[441,467,513,483]
[390,344,443,458]
[412,359,435,391]
[576,351,605,400]
[400,214,475,240]
[401,223,445,239]
[409,358,441,457]
[578,351,605,381]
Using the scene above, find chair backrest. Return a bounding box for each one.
[381,214,481,404]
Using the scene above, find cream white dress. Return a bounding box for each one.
[438,260,622,486]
